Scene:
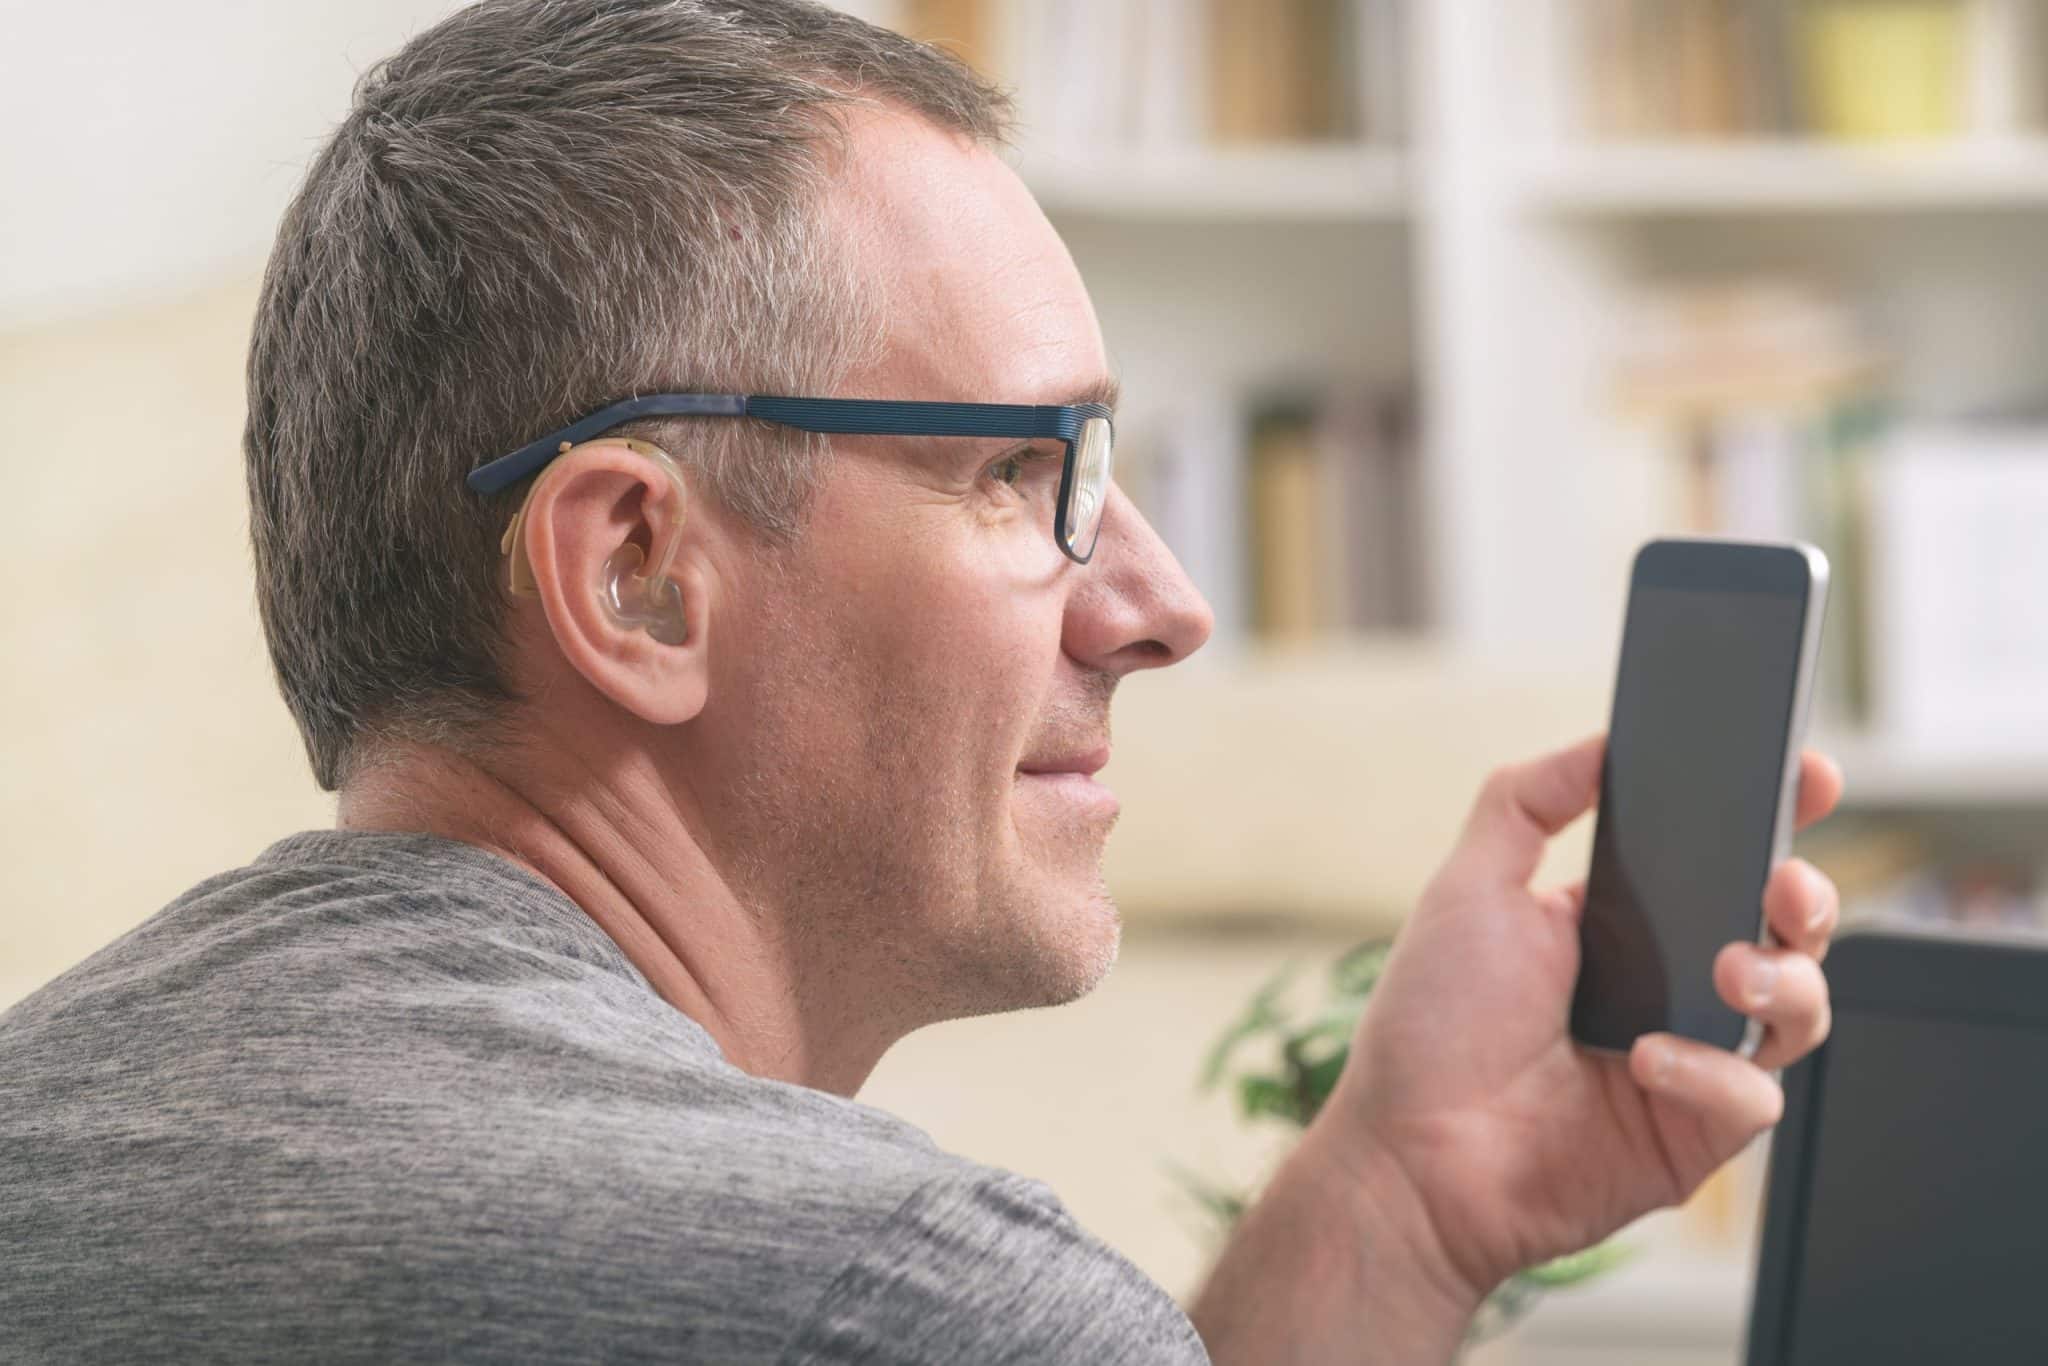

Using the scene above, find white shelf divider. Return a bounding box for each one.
[1818,731,2048,808]
[1521,138,2048,215]
[1015,144,1408,221]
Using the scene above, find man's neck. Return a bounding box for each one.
[335,741,892,1096]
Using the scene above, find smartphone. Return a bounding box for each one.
[1570,537,1830,1058]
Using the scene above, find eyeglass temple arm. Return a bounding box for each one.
[743,397,1092,441]
[468,395,1098,496]
[467,395,749,495]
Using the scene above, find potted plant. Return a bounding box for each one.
[1170,938,1630,1349]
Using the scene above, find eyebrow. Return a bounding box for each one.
[1062,375,1121,414]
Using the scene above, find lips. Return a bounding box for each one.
[1016,744,1111,777]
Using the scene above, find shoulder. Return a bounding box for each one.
[778,1166,1211,1366]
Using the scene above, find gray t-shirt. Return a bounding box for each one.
[0,830,1210,1364]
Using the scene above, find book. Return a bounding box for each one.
[1245,396,1326,641]
[1316,387,1421,633]
[1798,0,1969,141]
[1132,0,1204,147]
[898,0,997,77]
[1141,394,1251,653]
[1348,0,1408,144]
[1208,0,1347,142]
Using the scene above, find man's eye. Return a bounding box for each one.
[989,447,1058,489]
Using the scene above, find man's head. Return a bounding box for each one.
[249,0,1211,1039]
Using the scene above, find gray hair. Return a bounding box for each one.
[245,0,1010,792]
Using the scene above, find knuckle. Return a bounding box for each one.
[1791,951,1828,998]
[1759,1084,1786,1127]
[1811,997,1834,1048]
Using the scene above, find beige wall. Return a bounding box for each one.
[1,277,336,1001]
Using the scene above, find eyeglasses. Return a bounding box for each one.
[466,393,1116,564]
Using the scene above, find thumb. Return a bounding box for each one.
[1446,733,1606,889]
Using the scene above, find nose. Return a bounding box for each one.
[1062,481,1214,674]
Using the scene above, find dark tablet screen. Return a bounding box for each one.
[1782,1005,2048,1361]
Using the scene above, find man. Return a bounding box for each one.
[0,2,1842,1362]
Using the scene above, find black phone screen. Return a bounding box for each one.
[1571,542,1817,1053]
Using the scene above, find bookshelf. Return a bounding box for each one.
[844,0,2048,938]
[837,6,2048,1348]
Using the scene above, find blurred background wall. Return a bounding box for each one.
[8,2,2048,1361]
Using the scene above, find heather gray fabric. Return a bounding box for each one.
[0,830,1210,1364]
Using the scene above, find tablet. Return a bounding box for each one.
[1744,922,2048,1365]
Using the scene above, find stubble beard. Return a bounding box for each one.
[720,601,1119,1046]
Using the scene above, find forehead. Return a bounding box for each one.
[819,106,1107,405]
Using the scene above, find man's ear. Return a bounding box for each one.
[514,440,713,727]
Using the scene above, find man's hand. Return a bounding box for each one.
[1308,733,1843,1304]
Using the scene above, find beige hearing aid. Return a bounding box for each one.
[499,436,691,646]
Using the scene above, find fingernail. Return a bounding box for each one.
[1748,958,1780,1008]
[1648,1042,1678,1089]
[1805,867,1833,932]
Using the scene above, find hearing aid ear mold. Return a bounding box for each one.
[500,436,691,645]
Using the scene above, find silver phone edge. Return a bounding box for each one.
[1738,540,1831,1062]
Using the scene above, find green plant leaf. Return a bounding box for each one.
[1198,958,1303,1092]
[1295,1049,1349,1121]
[1297,999,1367,1046]
[1160,1159,1251,1235]
[1516,1239,1635,1287]
[1329,938,1394,996]
[1236,1074,1304,1125]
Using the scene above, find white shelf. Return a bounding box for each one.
[1520,139,2048,215]
[1818,731,2048,808]
[1016,144,1408,221]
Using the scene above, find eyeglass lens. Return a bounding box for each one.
[1063,417,1113,560]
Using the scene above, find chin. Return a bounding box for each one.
[1033,878,1123,1007]
[941,891,1119,1025]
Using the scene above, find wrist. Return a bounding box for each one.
[1294,1116,1499,1335]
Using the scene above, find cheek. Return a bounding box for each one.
[793,468,1068,773]
[864,552,1062,767]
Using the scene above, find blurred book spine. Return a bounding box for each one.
[895,0,1409,152]
[1209,0,1343,142]
[1122,394,1252,652]
[1562,0,2041,142]
[898,0,996,76]
[1246,397,1327,639]
[1119,382,1424,651]
[1800,0,1967,140]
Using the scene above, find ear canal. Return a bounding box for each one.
[603,543,689,646]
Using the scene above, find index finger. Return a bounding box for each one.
[1450,733,1606,888]
[1794,749,1844,832]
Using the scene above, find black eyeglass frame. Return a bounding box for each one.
[465,393,1115,564]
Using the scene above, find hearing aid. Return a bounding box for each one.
[499,436,691,646]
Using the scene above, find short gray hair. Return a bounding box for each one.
[246,0,1010,792]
